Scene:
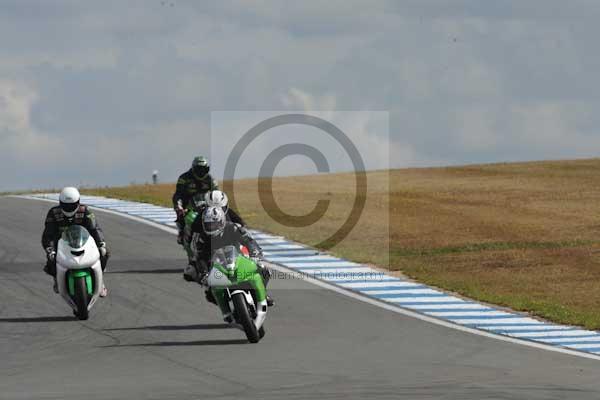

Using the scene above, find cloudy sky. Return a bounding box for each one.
[1,0,600,191]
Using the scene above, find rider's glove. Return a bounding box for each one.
[98,242,108,258]
[250,248,263,259]
[175,200,186,218]
[250,253,264,269]
[45,247,56,262]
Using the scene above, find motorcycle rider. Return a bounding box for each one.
[186,206,274,307]
[42,187,110,296]
[172,156,219,245]
[179,190,246,273]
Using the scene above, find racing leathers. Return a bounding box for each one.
[190,220,269,285]
[181,204,246,267]
[41,205,109,276]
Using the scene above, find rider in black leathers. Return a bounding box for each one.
[172,156,219,244]
[42,187,110,295]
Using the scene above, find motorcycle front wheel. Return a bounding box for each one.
[232,293,260,343]
[73,276,89,320]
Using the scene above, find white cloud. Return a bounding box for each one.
[0,79,38,133]
[0,80,69,189]
[508,102,600,156]
[281,88,337,115]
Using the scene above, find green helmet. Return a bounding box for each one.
[191,156,210,179]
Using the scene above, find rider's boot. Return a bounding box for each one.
[195,260,209,285]
[99,283,108,298]
[183,261,197,282]
[183,260,208,284]
[205,289,217,305]
[266,295,274,307]
[198,272,208,286]
[46,263,58,293]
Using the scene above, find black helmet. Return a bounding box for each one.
[191,156,210,179]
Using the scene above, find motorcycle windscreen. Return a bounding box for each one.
[62,225,90,249]
[212,245,237,270]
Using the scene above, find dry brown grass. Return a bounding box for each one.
[84,158,600,329]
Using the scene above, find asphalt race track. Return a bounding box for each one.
[2,197,600,400]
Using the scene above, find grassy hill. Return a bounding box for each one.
[84,158,600,329]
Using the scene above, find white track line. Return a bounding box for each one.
[563,343,600,350]
[365,289,443,295]
[292,267,378,275]
[261,244,307,250]
[427,311,514,318]
[263,250,318,256]
[267,255,344,262]
[542,337,600,343]
[481,325,572,331]
[389,296,465,303]
[339,281,419,288]
[406,304,491,310]
[509,330,597,338]
[325,275,397,282]
[285,261,364,268]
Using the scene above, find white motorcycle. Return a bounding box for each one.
[55,225,104,320]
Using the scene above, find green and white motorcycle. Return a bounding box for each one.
[55,225,104,320]
[207,245,268,343]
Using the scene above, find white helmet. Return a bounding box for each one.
[204,190,228,211]
[202,206,226,237]
[59,187,80,217]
